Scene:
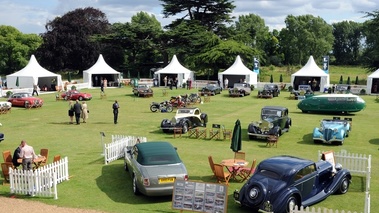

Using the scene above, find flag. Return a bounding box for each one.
[253,57,260,74]
[322,56,329,74]
[16,77,19,87]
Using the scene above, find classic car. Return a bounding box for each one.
[313,117,352,145]
[61,90,92,101]
[257,83,280,98]
[0,101,12,113]
[247,106,291,139]
[124,141,188,196]
[234,155,351,213]
[161,107,208,133]
[335,84,351,94]
[297,94,366,114]
[199,83,222,96]
[229,83,251,97]
[7,92,43,108]
[132,84,153,97]
[291,85,313,99]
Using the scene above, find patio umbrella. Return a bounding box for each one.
[230,119,242,161]
[16,76,19,87]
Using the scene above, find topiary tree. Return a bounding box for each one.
[270,74,273,83]
[339,75,343,84]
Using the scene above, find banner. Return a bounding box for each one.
[322,56,329,74]
[253,57,260,74]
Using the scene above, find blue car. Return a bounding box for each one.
[313,117,352,145]
[233,155,351,213]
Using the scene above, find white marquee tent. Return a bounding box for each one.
[83,54,121,88]
[366,68,379,94]
[218,55,257,88]
[291,56,330,92]
[6,55,63,90]
[154,55,194,87]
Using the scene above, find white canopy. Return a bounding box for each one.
[218,55,257,88]
[6,55,63,90]
[155,55,194,86]
[83,54,121,88]
[366,68,379,94]
[291,56,330,92]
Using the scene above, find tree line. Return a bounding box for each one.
[1,0,379,80]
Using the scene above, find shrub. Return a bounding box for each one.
[288,85,293,92]
[71,85,77,90]
[360,89,366,95]
[6,91,12,97]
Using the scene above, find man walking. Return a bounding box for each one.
[73,100,82,125]
[32,84,39,96]
[113,100,120,124]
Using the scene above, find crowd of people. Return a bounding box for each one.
[68,100,89,124]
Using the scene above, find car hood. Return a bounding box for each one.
[140,163,187,177]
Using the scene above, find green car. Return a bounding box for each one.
[297,94,366,114]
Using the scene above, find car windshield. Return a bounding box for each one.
[262,109,282,117]
[233,83,245,87]
[264,84,275,89]
[299,85,311,90]
[177,109,193,114]
[322,120,345,126]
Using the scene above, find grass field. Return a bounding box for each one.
[0,83,377,213]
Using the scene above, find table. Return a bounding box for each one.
[17,156,46,169]
[221,159,248,181]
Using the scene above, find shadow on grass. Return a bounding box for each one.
[368,138,379,146]
[291,111,360,116]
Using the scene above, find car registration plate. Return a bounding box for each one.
[158,177,176,184]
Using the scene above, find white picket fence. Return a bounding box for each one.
[291,151,371,213]
[8,156,69,199]
[103,135,147,164]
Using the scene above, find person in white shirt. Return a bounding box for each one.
[19,140,37,170]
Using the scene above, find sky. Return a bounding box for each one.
[0,0,377,34]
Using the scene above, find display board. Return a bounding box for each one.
[172,180,228,213]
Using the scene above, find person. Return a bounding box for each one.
[113,100,120,124]
[100,77,104,93]
[32,84,39,96]
[68,100,74,124]
[224,78,229,89]
[19,140,37,170]
[95,76,98,87]
[174,77,178,89]
[164,76,168,88]
[73,100,82,125]
[186,78,190,90]
[12,141,23,168]
[169,78,173,90]
[81,101,89,123]
[103,78,108,89]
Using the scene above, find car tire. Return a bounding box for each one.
[285,195,298,213]
[24,102,30,108]
[181,122,189,134]
[79,96,83,101]
[133,174,140,195]
[245,182,266,206]
[336,177,349,194]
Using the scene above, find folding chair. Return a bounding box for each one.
[234,152,246,160]
[222,125,232,140]
[209,124,221,140]
[197,127,207,139]
[237,159,257,182]
[208,156,216,178]
[39,148,49,166]
[1,162,12,185]
[188,127,198,138]
[53,155,61,163]
[213,164,231,185]
[2,150,12,164]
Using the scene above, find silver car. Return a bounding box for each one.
[124,141,188,196]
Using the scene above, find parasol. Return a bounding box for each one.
[230,119,242,160]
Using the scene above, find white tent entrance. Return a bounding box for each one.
[218,55,257,88]
[155,55,194,87]
[83,54,121,88]
[291,56,330,92]
[366,68,379,94]
[6,55,63,90]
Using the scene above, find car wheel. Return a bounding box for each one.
[150,105,158,112]
[196,97,202,103]
[79,96,83,101]
[285,196,298,213]
[166,105,173,113]
[241,92,245,97]
[24,102,30,108]
[133,174,140,195]
[337,177,349,194]
[245,182,266,206]
[181,122,189,134]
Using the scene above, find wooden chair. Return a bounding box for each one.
[267,135,279,147]
[222,125,232,140]
[208,156,216,178]
[213,163,231,185]
[209,124,221,140]
[234,151,246,160]
[39,148,49,166]
[53,155,61,163]
[1,162,12,185]
[237,159,257,182]
[2,150,12,164]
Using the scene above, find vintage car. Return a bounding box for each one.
[234,155,351,213]
[0,101,12,113]
[161,107,208,133]
[297,94,366,114]
[291,85,313,99]
[313,117,352,145]
[124,141,188,196]
[257,83,280,98]
[247,106,291,139]
[199,83,222,96]
[229,83,251,97]
[7,92,43,108]
[335,84,351,94]
[61,90,92,101]
[132,84,153,97]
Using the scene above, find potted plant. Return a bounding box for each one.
[6,91,13,98]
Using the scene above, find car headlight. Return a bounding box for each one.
[268,123,274,129]
[249,187,259,199]
[334,128,338,133]
[319,127,323,132]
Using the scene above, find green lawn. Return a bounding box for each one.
[0,85,377,213]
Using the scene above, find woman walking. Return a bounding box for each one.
[68,101,74,124]
[81,101,89,123]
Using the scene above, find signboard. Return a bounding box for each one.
[172,180,228,213]
[321,150,336,172]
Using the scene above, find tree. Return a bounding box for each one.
[346,76,351,85]
[36,7,111,72]
[0,26,42,75]
[332,21,363,65]
[160,0,235,35]
[339,75,343,84]
[270,74,273,83]
[280,15,334,65]
[279,74,283,83]
[355,76,359,85]
[362,10,379,72]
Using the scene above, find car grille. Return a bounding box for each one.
[324,129,333,141]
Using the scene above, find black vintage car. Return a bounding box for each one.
[247,106,291,139]
[234,155,351,213]
[291,85,313,100]
[257,83,280,98]
[199,83,222,96]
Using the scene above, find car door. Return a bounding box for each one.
[293,164,317,200]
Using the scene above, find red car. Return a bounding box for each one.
[61,90,92,101]
[7,92,43,108]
